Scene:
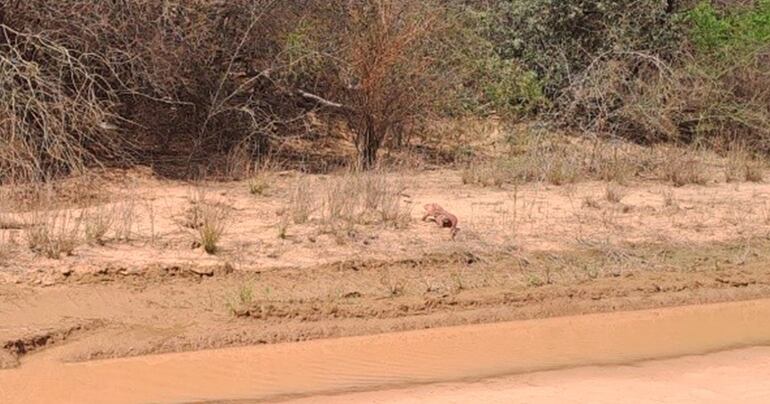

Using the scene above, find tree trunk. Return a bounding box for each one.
[356,116,381,170]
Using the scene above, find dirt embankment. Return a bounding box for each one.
[2,168,770,367]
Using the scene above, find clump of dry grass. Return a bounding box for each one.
[248,174,270,196]
[662,188,677,208]
[659,149,709,187]
[196,203,230,255]
[25,209,81,259]
[725,146,764,183]
[180,187,231,254]
[276,213,290,240]
[582,196,601,209]
[226,284,254,316]
[81,205,115,245]
[0,231,17,266]
[463,134,634,188]
[289,177,315,224]
[321,171,411,229]
[112,199,138,242]
[604,183,625,203]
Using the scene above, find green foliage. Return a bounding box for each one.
[440,5,546,118]
[687,0,770,58]
[488,0,682,96]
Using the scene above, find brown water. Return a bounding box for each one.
[2,299,770,404]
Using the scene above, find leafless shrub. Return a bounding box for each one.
[0,24,121,183]
[295,0,459,169]
[562,50,770,154]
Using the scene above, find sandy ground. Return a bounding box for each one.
[288,347,770,404]
[1,299,769,404]
[2,167,770,368]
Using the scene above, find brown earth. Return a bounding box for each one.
[2,164,770,368]
[284,347,770,404]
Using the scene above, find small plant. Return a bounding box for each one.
[0,231,17,266]
[248,172,270,196]
[582,196,601,209]
[449,269,466,294]
[726,147,764,183]
[662,188,677,208]
[113,199,138,242]
[226,284,254,315]
[661,151,708,187]
[379,271,406,297]
[82,205,115,245]
[197,203,230,254]
[604,183,625,203]
[276,213,290,239]
[25,209,81,259]
[545,154,580,186]
[289,177,314,224]
[527,273,544,287]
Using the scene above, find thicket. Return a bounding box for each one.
[1,0,769,182]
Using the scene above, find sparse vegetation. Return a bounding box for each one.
[661,150,709,187]
[289,178,314,225]
[25,209,81,259]
[82,205,115,245]
[321,171,411,229]
[726,146,764,183]
[196,203,231,255]
[248,174,270,196]
[605,183,626,204]
[226,284,255,316]
[0,231,15,266]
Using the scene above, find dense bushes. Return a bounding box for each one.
[2,0,770,182]
[479,0,770,151]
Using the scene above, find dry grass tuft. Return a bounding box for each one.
[604,183,625,203]
[582,196,601,209]
[276,213,290,240]
[662,188,678,208]
[180,187,231,254]
[248,174,270,196]
[726,146,764,183]
[289,177,315,225]
[25,209,81,259]
[0,231,17,266]
[196,203,231,255]
[660,150,709,187]
[226,284,254,316]
[82,205,115,245]
[321,171,411,229]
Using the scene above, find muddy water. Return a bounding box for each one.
[2,299,770,404]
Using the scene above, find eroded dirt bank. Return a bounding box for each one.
[2,238,770,369]
[3,169,770,372]
[2,299,770,404]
